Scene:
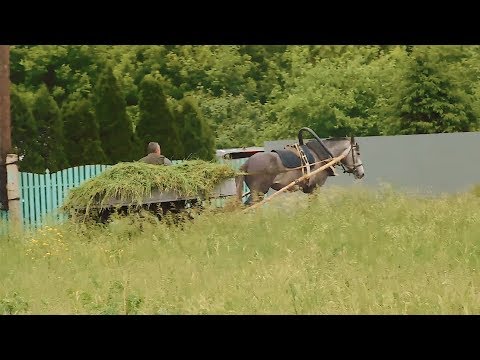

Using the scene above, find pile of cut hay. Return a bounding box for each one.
[62,160,237,217]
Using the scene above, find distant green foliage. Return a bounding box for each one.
[62,98,107,166]
[396,46,479,134]
[93,64,136,163]
[176,96,215,160]
[10,88,44,173]
[9,45,480,171]
[136,74,181,159]
[32,85,69,172]
[197,93,266,148]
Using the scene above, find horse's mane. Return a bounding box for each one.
[324,137,350,142]
[305,140,333,160]
[305,137,350,159]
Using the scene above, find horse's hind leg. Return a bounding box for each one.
[244,178,272,205]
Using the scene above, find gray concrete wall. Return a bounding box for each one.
[264,132,480,195]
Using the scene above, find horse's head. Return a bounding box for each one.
[340,136,364,179]
[305,132,365,180]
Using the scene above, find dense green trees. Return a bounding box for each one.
[136,74,181,159]
[9,45,480,172]
[62,98,107,166]
[93,64,137,163]
[10,89,44,173]
[176,96,215,160]
[396,46,479,134]
[32,85,69,172]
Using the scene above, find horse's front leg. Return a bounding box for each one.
[244,189,266,205]
[251,190,265,204]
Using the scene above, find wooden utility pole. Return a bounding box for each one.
[0,45,11,211]
[6,153,21,229]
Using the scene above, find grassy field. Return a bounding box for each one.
[1,185,480,314]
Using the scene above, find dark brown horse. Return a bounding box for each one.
[235,135,365,205]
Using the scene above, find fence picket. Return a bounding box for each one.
[61,169,71,222]
[62,169,69,206]
[56,171,63,213]
[68,168,74,189]
[79,166,85,185]
[73,167,80,188]
[51,172,57,214]
[85,165,91,182]
[45,171,52,215]
[28,173,35,226]
[34,174,41,227]
[39,173,46,220]
[20,173,28,228]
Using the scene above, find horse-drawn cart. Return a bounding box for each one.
[104,178,237,207]
[97,177,238,222]
[62,160,241,223]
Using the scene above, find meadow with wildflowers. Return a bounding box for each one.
[1,186,480,314]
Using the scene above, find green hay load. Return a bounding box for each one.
[62,160,237,218]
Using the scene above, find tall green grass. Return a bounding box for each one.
[1,185,480,314]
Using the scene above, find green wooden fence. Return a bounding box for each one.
[19,164,112,229]
[0,158,249,233]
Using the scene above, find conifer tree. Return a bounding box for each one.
[136,74,181,159]
[94,64,135,163]
[62,98,107,166]
[32,85,69,172]
[177,96,215,160]
[11,89,44,173]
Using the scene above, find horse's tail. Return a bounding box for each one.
[235,162,247,202]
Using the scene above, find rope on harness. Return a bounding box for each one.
[293,143,310,177]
